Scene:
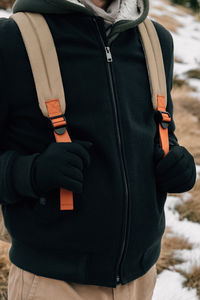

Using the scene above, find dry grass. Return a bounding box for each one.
[185,69,200,80]
[181,96,200,122]
[0,0,14,9]
[150,13,184,32]
[174,56,184,64]
[0,241,10,300]
[0,1,199,298]
[156,227,192,274]
[175,266,200,298]
[153,5,168,12]
[173,75,192,88]
[149,0,196,23]
[175,179,200,222]
[161,0,197,15]
[157,69,200,293]
[194,13,200,22]
[150,0,198,35]
[171,86,200,165]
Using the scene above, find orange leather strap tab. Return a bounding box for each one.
[54,130,71,143]
[157,95,171,157]
[159,125,169,157]
[45,99,74,211]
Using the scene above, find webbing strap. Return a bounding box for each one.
[45,99,71,143]
[11,12,73,210]
[138,18,171,157]
[11,12,66,117]
[46,99,73,210]
[157,95,171,156]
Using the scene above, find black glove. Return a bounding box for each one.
[31,140,93,196]
[154,144,196,193]
[12,140,93,198]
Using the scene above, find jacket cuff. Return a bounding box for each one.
[11,153,41,200]
[169,133,179,148]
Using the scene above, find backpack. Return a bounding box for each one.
[0,12,171,244]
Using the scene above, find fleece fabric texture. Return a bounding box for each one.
[154,145,196,193]
[0,3,196,288]
[13,0,149,43]
[75,0,141,36]
[12,141,93,197]
[77,0,121,26]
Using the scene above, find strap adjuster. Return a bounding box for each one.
[156,110,171,129]
[49,114,67,135]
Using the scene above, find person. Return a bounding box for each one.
[0,0,196,299]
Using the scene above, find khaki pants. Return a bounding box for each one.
[8,262,157,300]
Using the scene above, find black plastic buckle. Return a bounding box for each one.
[155,110,171,129]
[49,114,67,135]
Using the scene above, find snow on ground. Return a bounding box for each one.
[152,270,199,300]
[153,269,199,300]
[165,194,200,247]
[151,1,200,99]
[0,9,11,18]
[196,165,200,179]
[0,3,200,300]
[152,166,200,299]
[152,193,200,300]
[165,193,200,266]
[151,4,200,298]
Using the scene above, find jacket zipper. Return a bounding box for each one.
[92,17,129,285]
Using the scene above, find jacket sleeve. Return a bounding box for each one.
[165,33,179,148]
[155,28,197,193]
[0,56,39,205]
[152,20,179,148]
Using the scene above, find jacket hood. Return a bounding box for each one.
[13,0,149,25]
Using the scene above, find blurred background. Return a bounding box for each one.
[0,0,199,299]
[149,2,200,299]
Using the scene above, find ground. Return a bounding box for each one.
[0,1,200,299]
[150,1,200,299]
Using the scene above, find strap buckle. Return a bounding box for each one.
[49,114,67,135]
[156,110,171,129]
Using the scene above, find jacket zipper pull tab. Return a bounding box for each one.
[116,275,120,284]
[105,46,113,62]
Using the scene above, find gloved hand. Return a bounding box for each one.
[153,144,196,193]
[12,140,93,199]
[31,140,93,196]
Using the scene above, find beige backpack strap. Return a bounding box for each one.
[138,17,171,156]
[11,12,66,117]
[10,12,74,211]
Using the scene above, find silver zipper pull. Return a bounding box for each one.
[116,275,120,283]
[105,46,113,62]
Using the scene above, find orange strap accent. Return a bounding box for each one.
[45,99,74,211]
[157,95,171,157]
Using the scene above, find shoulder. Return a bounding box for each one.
[0,16,22,53]
[0,16,19,36]
[148,18,174,80]
[150,18,174,54]
[150,19,173,44]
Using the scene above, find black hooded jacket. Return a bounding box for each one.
[0,0,196,288]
